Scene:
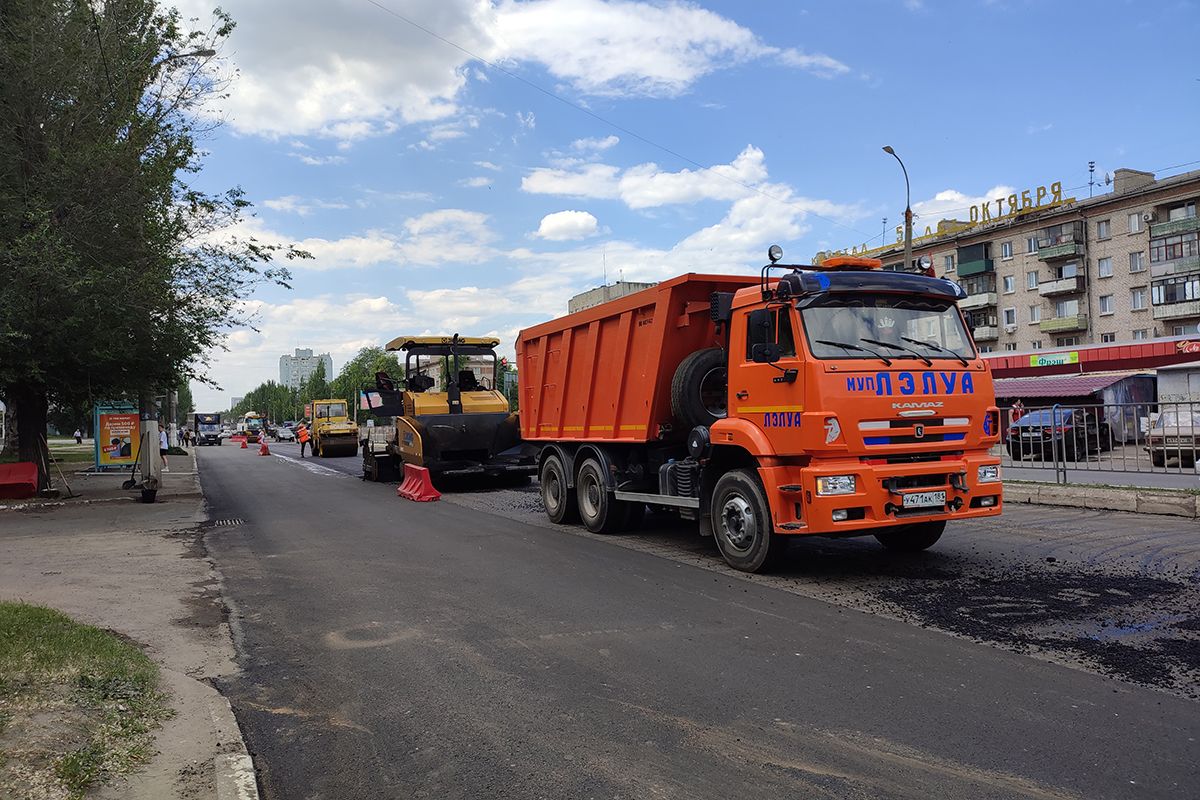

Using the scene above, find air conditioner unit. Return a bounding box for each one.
[1003,325,1017,333]
[1142,212,1156,223]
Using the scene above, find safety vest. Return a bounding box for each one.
[297,425,310,442]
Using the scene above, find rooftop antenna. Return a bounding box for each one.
[882,216,887,243]
[602,246,607,286]
[1088,161,1096,197]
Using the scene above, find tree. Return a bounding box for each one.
[302,361,330,405]
[176,380,194,427]
[0,2,306,487]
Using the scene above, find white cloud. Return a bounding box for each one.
[571,135,620,152]
[175,0,850,140]
[460,176,493,188]
[290,152,347,167]
[475,160,503,171]
[262,195,351,216]
[1026,122,1054,135]
[523,145,800,211]
[534,210,599,240]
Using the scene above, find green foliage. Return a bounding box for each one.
[230,380,299,422]
[175,381,194,427]
[0,1,307,483]
[303,359,331,402]
[329,346,401,407]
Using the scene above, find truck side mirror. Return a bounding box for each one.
[751,343,782,364]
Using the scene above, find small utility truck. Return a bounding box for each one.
[517,248,1003,572]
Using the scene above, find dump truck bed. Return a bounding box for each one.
[517,273,755,443]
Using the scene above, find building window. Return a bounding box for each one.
[1055,299,1080,318]
[1004,342,1018,351]
[1130,251,1146,272]
[1149,231,1198,263]
[1058,262,1079,279]
[1056,337,1079,347]
[1028,305,1041,323]
[1031,340,1043,350]
[1026,236,1038,253]
[979,345,993,353]
[1099,295,1114,315]
[1097,220,1111,239]
[1167,202,1197,222]
[1128,212,1143,233]
[1131,287,1148,310]
[1003,275,1015,293]
[959,274,996,296]
[1132,328,1149,340]
[1001,241,1013,259]
[1026,270,1039,289]
[1003,308,1017,326]
[1101,332,1117,343]
[1174,325,1194,336]
[1151,274,1200,306]
[1098,257,1113,278]
[943,255,955,273]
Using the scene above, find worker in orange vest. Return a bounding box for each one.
[296,420,311,458]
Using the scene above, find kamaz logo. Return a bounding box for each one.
[846,371,975,397]
[892,401,944,409]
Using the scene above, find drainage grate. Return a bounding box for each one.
[211,518,244,527]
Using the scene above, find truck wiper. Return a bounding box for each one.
[860,337,933,367]
[900,335,970,367]
[814,339,892,366]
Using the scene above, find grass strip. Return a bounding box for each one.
[0,602,172,799]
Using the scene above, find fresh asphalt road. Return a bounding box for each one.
[199,443,1199,799]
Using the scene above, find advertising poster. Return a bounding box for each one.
[97,413,139,468]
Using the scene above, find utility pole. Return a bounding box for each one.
[883,146,912,272]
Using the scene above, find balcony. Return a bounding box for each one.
[1037,242,1084,261]
[957,258,994,277]
[959,291,997,311]
[1149,216,1200,237]
[1038,275,1086,297]
[972,326,999,342]
[1152,299,1200,321]
[1039,314,1089,334]
[1150,254,1200,279]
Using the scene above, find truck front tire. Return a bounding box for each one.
[711,469,784,572]
[874,519,945,552]
[541,453,578,524]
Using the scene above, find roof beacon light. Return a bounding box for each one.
[768,244,784,263]
[820,256,883,270]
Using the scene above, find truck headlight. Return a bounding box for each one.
[977,465,1000,483]
[816,475,856,495]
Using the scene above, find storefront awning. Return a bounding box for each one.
[993,373,1144,399]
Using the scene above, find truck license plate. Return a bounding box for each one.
[902,491,946,509]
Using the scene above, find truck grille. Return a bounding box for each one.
[860,417,968,446]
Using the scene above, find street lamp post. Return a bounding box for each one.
[882,146,912,272]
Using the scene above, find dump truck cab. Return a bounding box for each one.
[310,399,359,457]
[707,255,1001,562]
[360,335,534,482]
[518,248,1002,573]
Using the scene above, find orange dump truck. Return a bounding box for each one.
[516,251,1002,572]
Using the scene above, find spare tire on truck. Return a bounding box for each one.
[671,347,727,430]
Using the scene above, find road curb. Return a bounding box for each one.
[1005,481,1200,519]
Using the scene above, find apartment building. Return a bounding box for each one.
[279,348,334,389]
[824,166,1200,352]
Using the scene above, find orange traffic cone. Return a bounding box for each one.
[258,439,271,456]
[240,438,248,449]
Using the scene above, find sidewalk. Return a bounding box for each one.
[0,448,257,799]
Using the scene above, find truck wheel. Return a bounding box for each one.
[576,457,628,534]
[139,489,157,504]
[1151,451,1165,467]
[671,347,727,429]
[711,469,783,572]
[540,453,578,524]
[874,520,945,552]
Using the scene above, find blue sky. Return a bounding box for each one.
[183,0,1200,411]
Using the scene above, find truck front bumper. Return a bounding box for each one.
[758,454,1002,535]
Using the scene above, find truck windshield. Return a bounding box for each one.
[799,296,975,361]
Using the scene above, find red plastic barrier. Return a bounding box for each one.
[240,438,248,449]
[396,464,441,502]
[258,440,271,456]
[0,462,38,500]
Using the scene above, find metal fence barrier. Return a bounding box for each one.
[998,401,1200,483]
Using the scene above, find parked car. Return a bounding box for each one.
[273,426,295,442]
[218,429,234,440]
[1008,408,1111,461]
[1145,409,1200,467]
